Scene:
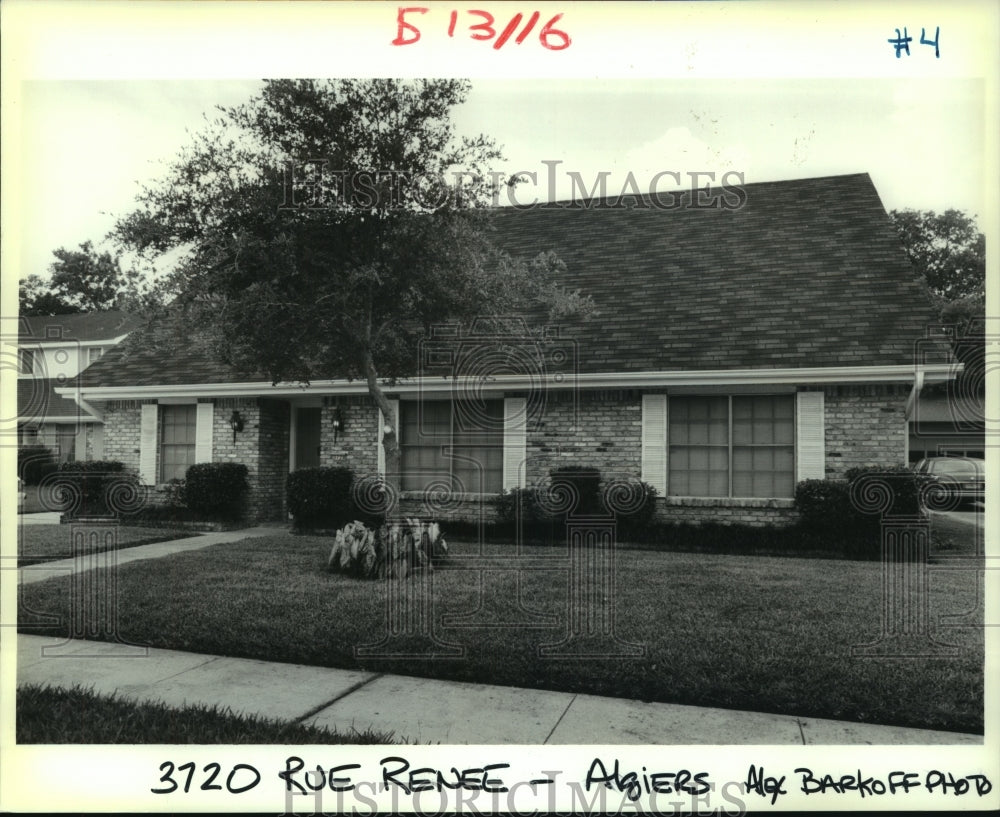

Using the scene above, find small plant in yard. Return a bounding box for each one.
[327,518,448,579]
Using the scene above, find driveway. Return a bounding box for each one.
[931,503,985,529]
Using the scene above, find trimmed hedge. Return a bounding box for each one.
[549,465,602,518]
[183,463,249,521]
[794,466,928,559]
[286,467,385,530]
[608,479,659,541]
[55,460,143,518]
[18,445,58,485]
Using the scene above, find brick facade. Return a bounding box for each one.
[823,383,909,478]
[101,400,145,471]
[320,396,379,477]
[526,390,642,485]
[213,398,289,522]
[94,383,912,527]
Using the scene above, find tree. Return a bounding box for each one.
[114,79,588,486]
[890,209,986,395]
[47,240,140,311]
[889,209,985,302]
[18,274,81,316]
[20,241,160,315]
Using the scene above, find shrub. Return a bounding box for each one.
[496,486,547,527]
[184,463,250,521]
[845,465,925,517]
[161,478,187,508]
[327,518,448,579]
[549,465,603,518]
[18,445,58,485]
[604,479,659,541]
[286,467,357,530]
[794,478,852,529]
[54,460,145,518]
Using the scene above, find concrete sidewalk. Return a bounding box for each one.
[16,634,980,745]
[16,526,270,586]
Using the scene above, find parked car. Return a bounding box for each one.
[912,457,985,507]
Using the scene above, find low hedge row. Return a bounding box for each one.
[286,467,386,530]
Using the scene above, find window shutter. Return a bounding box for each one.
[796,390,825,481]
[195,402,214,463]
[641,394,668,494]
[139,403,158,485]
[503,396,527,490]
[377,398,399,477]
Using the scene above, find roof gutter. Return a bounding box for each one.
[57,363,959,401]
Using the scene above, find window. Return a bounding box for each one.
[88,347,104,364]
[669,394,794,498]
[20,348,35,374]
[399,400,503,493]
[160,404,197,483]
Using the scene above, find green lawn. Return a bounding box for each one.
[18,529,984,735]
[17,523,190,566]
[17,684,395,744]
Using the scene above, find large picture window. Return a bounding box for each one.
[669,394,794,498]
[160,404,197,483]
[399,400,503,493]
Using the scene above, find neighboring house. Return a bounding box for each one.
[61,174,956,524]
[17,311,143,462]
[908,389,985,462]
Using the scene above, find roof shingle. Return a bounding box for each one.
[75,173,945,389]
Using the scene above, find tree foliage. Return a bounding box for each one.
[18,274,81,316]
[889,208,985,302]
[890,208,986,395]
[19,241,160,315]
[113,79,589,480]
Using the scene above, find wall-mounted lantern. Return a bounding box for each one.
[331,404,346,442]
[229,409,245,444]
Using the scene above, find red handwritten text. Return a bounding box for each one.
[393,8,571,50]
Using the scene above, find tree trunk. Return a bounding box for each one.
[363,350,400,517]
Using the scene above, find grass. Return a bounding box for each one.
[18,524,984,735]
[16,523,190,566]
[16,684,395,744]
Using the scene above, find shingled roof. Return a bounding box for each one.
[19,311,143,343]
[75,173,942,389]
[17,378,89,421]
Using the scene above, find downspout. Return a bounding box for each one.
[904,369,925,421]
[903,370,924,464]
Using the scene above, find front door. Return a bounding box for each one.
[294,407,322,470]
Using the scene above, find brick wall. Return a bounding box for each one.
[100,400,144,471]
[656,497,798,528]
[320,396,379,477]
[526,389,642,485]
[211,397,289,522]
[258,399,290,520]
[823,383,909,478]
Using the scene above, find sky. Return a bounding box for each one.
[16,76,986,281]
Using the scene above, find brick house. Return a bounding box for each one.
[60,174,954,525]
